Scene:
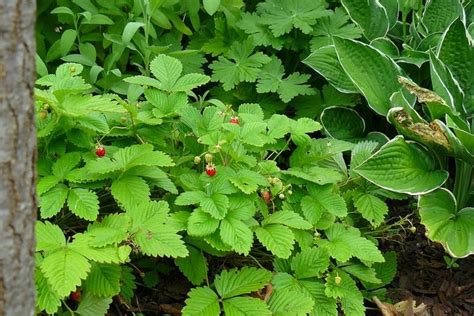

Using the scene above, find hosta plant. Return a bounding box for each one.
[304,1,473,257]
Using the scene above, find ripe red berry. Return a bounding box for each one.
[261,190,271,204]
[206,163,216,177]
[229,116,240,125]
[70,289,81,302]
[95,146,106,157]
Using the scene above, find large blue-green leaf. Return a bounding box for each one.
[438,18,474,115]
[429,52,466,119]
[333,37,401,115]
[341,0,389,40]
[354,136,449,195]
[320,106,365,140]
[419,188,474,258]
[422,0,464,34]
[303,46,357,93]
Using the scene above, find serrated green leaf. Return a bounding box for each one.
[84,263,121,297]
[173,73,210,92]
[267,114,290,141]
[311,7,362,50]
[268,288,315,316]
[182,287,220,316]
[258,0,331,36]
[133,224,188,258]
[325,271,365,315]
[303,185,348,220]
[175,246,208,285]
[40,184,69,218]
[229,169,267,194]
[124,75,161,88]
[319,223,384,263]
[127,200,169,229]
[299,280,337,316]
[350,141,379,170]
[354,193,388,227]
[69,234,122,263]
[255,224,295,259]
[127,201,187,258]
[215,267,272,298]
[238,12,283,49]
[62,94,124,116]
[35,268,62,314]
[283,167,343,185]
[188,209,220,236]
[119,266,136,303]
[290,247,330,279]
[325,270,360,299]
[76,291,113,316]
[201,194,229,219]
[220,218,254,255]
[86,213,130,247]
[223,296,272,316]
[341,263,381,284]
[111,176,150,211]
[41,248,91,297]
[67,188,99,221]
[175,191,207,205]
[354,137,449,194]
[52,152,81,179]
[36,221,66,252]
[150,54,182,90]
[256,57,314,102]
[37,175,61,196]
[210,39,271,91]
[263,211,312,230]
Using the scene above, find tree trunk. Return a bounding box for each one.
[0,1,37,315]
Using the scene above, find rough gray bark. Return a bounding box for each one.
[0,1,37,315]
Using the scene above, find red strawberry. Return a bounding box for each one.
[261,190,271,204]
[95,146,106,157]
[206,163,216,177]
[229,116,240,125]
[70,289,81,302]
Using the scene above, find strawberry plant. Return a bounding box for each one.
[35,54,402,315]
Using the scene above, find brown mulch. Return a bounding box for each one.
[374,205,474,316]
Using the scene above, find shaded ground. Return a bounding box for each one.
[380,221,474,315]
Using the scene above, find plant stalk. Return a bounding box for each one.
[453,159,473,210]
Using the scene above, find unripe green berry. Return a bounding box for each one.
[205,153,213,163]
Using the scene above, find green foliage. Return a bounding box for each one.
[34,1,474,315]
[182,267,272,316]
[304,1,473,259]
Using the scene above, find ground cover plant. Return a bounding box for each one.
[34,0,473,315]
